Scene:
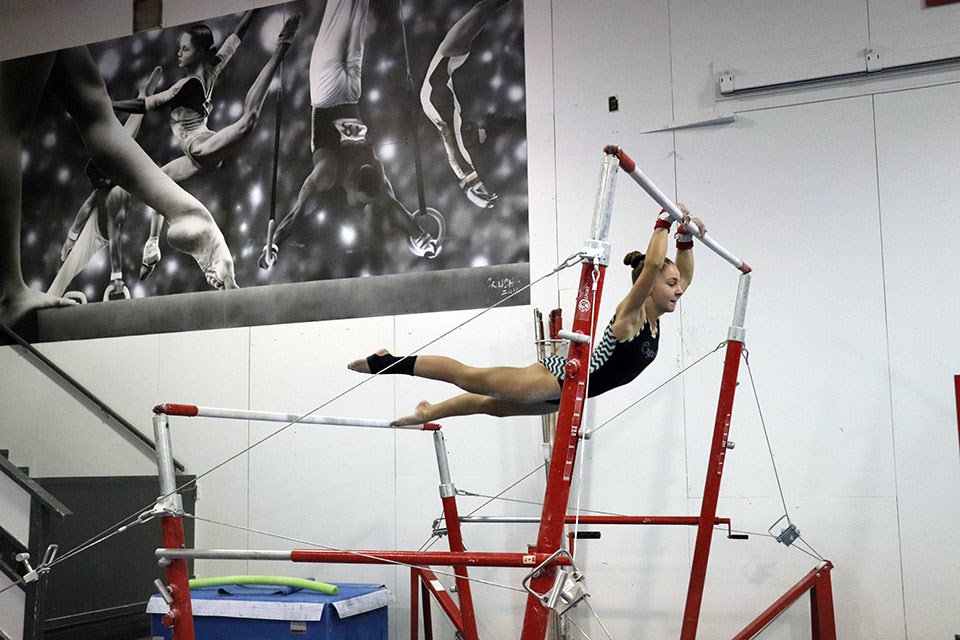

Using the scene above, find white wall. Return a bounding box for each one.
[2,1,959,639]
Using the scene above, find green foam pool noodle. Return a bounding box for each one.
[188,575,339,595]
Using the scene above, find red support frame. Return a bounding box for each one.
[411,568,463,639]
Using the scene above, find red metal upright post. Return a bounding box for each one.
[519,261,604,640]
[810,562,837,640]
[152,414,196,640]
[411,569,420,640]
[680,273,751,640]
[519,151,618,640]
[160,516,195,640]
[433,431,480,640]
[954,375,960,459]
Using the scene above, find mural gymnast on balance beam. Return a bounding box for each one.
[348,205,706,425]
[112,8,301,280]
[0,47,238,328]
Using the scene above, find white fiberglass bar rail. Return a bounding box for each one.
[153,403,440,431]
[604,145,752,274]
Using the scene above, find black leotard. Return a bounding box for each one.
[540,317,659,400]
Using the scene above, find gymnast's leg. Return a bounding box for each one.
[348,348,561,404]
[189,14,301,167]
[0,52,78,326]
[393,394,557,426]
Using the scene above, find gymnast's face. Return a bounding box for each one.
[344,163,382,206]
[650,264,684,313]
[177,34,202,69]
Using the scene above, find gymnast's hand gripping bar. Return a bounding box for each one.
[153,403,440,431]
[603,145,752,274]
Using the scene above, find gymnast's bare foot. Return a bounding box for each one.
[347,348,390,373]
[166,215,239,289]
[391,400,432,426]
[1,285,77,327]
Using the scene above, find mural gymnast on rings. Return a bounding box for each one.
[111,8,301,282]
[349,205,707,425]
[421,0,513,210]
[259,0,446,271]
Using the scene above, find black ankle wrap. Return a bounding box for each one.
[367,353,417,375]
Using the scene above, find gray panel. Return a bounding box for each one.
[36,264,530,342]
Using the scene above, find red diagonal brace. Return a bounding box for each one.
[732,562,836,640]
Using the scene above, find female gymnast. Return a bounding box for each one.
[348,205,705,425]
[112,9,300,279]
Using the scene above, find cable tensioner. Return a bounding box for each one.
[769,515,801,547]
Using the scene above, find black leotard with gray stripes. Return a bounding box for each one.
[540,317,659,400]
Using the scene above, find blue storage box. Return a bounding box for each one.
[147,582,394,639]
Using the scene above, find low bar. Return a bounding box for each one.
[153,403,439,431]
[157,548,573,568]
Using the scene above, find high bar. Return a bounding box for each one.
[604,145,751,274]
[153,403,440,431]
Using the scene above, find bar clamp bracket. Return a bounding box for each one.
[521,549,590,616]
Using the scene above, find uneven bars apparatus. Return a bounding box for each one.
[148,147,834,639]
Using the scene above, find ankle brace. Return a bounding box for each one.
[367,353,417,375]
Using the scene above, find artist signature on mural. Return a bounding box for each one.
[487,276,523,297]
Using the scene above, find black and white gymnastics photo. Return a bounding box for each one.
[6,0,528,340]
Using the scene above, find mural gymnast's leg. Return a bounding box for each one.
[0,53,78,326]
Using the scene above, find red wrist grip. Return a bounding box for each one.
[654,210,672,230]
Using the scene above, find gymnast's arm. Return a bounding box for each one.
[111,97,146,113]
[116,77,201,115]
[613,220,670,336]
[675,203,694,289]
[45,48,192,211]
[232,9,259,41]
[119,66,162,133]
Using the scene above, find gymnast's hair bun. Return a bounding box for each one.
[623,251,645,268]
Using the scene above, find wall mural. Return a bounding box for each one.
[6,0,528,340]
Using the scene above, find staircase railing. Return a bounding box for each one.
[0,322,184,471]
[0,452,71,640]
